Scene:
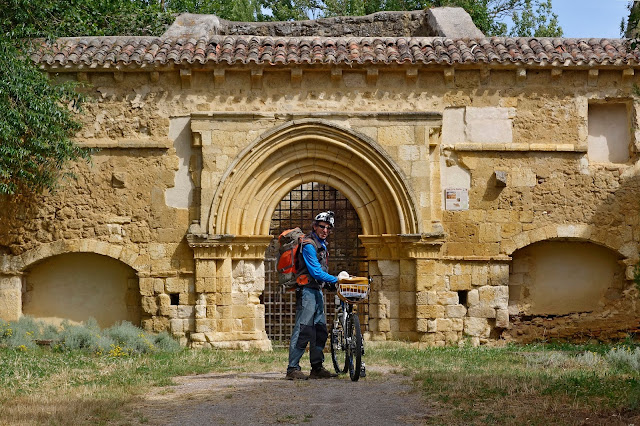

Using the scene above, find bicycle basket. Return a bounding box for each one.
[337,276,369,304]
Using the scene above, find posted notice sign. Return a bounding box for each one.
[444,188,469,211]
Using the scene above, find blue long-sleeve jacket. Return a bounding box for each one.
[301,238,338,284]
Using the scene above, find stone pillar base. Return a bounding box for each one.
[207,339,272,351]
[0,275,22,321]
[190,331,273,351]
[190,335,272,351]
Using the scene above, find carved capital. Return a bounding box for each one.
[188,234,273,260]
[360,234,443,260]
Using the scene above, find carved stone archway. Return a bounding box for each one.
[186,117,435,348]
[207,118,420,236]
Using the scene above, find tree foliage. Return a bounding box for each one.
[623,1,640,43]
[255,0,562,36]
[2,0,177,38]
[0,34,89,195]
[508,0,560,37]
[1,0,566,37]
[0,0,175,195]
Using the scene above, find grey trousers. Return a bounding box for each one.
[287,286,328,372]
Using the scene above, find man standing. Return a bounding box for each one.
[286,211,339,380]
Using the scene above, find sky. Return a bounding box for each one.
[551,0,631,38]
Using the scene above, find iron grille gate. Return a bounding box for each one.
[262,182,368,347]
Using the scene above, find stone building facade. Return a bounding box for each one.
[1,8,639,348]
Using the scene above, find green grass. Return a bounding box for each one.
[0,346,292,425]
[368,342,640,424]
[2,320,640,425]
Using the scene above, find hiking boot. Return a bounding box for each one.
[309,366,338,379]
[286,369,308,380]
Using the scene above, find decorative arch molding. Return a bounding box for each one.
[502,223,632,260]
[207,119,420,236]
[5,240,145,274]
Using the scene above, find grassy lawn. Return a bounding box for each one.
[1,341,640,425]
[0,347,286,425]
[368,343,640,424]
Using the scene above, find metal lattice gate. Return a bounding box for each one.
[262,182,368,347]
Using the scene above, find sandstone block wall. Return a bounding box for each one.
[1,54,639,347]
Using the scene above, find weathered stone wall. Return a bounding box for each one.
[1,61,639,347]
[164,8,484,39]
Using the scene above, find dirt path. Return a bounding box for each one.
[130,366,434,425]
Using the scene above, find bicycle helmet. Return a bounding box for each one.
[314,210,335,228]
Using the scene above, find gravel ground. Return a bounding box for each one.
[130,366,434,425]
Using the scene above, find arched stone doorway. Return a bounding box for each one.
[262,182,368,345]
[187,117,433,348]
[203,119,420,236]
[23,252,141,328]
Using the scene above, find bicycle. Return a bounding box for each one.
[330,276,370,381]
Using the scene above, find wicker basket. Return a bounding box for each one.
[337,276,369,304]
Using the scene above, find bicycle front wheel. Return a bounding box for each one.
[347,313,362,381]
[330,320,348,374]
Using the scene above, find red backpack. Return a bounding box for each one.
[276,227,305,291]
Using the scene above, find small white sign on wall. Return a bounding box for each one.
[444,188,469,211]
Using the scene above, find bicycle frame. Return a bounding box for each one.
[331,292,365,381]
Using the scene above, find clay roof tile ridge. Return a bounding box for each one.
[28,33,638,68]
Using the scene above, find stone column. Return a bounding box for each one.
[415,258,443,345]
[361,234,443,342]
[0,274,22,321]
[188,234,272,350]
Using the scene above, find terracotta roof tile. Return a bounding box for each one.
[31,36,640,68]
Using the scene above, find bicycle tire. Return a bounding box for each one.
[348,313,362,381]
[330,321,348,374]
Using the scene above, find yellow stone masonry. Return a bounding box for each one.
[0,43,639,348]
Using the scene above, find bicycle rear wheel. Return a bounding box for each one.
[330,320,348,374]
[347,313,362,381]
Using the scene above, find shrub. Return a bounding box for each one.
[57,320,115,354]
[605,347,640,372]
[0,316,180,355]
[152,331,182,353]
[106,322,181,354]
[524,351,570,368]
[573,351,604,368]
[106,321,156,355]
[0,316,49,350]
